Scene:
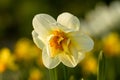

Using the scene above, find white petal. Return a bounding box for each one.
[32,31,44,49]
[51,23,73,33]
[69,45,85,64]
[42,47,60,69]
[59,53,77,67]
[77,52,85,63]
[32,14,56,43]
[68,31,94,52]
[69,43,85,64]
[57,12,80,31]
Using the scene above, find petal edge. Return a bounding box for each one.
[57,12,80,31]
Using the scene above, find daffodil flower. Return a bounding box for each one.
[32,12,94,69]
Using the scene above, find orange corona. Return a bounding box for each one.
[49,30,68,57]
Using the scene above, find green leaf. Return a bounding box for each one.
[97,51,106,80]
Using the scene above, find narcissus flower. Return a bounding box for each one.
[32,12,94,69]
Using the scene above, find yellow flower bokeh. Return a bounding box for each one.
[102,33,120,57]
[80,53,97,74]
[0,48,17,73]
[14,38,41,61]
[28,68,43,80]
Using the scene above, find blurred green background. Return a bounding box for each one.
[0,0,120,80]
[0,0,114,43]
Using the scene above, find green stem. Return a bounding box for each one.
[63,65,68,80]
[49,68,58,80]
[97,51,105,80]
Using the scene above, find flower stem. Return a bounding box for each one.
[97,51,106,80]
[49,68,58,80]
[63,65,68,80]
